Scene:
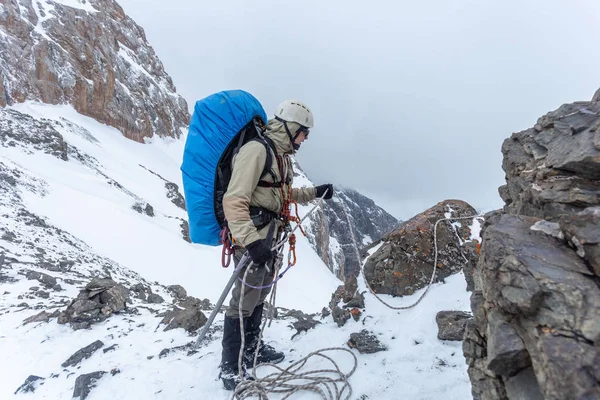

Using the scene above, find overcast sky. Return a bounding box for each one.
[118,0,600,220]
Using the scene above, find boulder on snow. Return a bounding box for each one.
[167,284,187,300]
[130,283,164,304]
[347,330,387,354]
[58,277,130,330]
[72,371,107,400]
[435,310,472,341]
[364,199,479,297]
[14,375,44,394]
[159,296,207,332]
[327,275,366,328]
[22,310,60,325]
[62,340,104,368]
[132,202,154,217]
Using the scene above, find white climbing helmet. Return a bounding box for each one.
[274,100,314,128]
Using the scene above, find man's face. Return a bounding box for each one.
[293,129,309,147]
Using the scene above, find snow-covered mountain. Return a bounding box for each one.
[0,0,189,141]
[291,161,398,279]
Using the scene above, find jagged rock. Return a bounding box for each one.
[24,270,58,288]
[302,183,398,278]
[62,340,104,367]
[504,367,544,400]
[486,310,530,377]
[559,206,600,275]
[0,110,68,160]
[99,284,129,312]
[159,341,198,358]
[103,344,118,353]
[287,312,321,340]
[159,296,207,332]
[180,219,191,243]
[14,375,44,394]
[130,283,151,300]
[23,310,60,325]
[132,202,154,217]
[165,182,186,210]
[331,306,351,327]
[347,330,387,354]
[167,285,187,300]
[85,278,118,291]
[466,213,600,399]
[0,0,189,140]
[58,278,129,329]
[436,310,472,341]
[147,293,164,304]
[465,92,600,400]
[499,101,600,219]
[364,200,479,296]
[72,371,107,400]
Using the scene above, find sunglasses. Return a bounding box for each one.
[299,127,310,138]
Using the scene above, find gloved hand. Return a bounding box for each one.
[245,239,274,265]
[315,184,334,200]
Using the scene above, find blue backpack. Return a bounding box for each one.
[181,90,270,245]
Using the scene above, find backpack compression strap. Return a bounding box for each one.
[255,136,284,188]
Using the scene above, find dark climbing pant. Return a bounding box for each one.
[225,247,275,318]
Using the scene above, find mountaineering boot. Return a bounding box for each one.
[244,303,285,368]
[219,315,253,390]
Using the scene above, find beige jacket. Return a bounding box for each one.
[223,119,316,246]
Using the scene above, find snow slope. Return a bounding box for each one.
[0,102,473,399]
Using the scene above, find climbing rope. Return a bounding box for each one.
[236,265,357,400]
[340,200,484,311]
[235,347,357,400]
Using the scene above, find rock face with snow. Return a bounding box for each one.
[363,200,480,297]
[0,0,189,141]
[464,90,600,400]
[300,180,398,278]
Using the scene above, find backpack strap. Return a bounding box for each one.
[255,136,283,188]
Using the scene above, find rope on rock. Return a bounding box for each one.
[340,200,484,311]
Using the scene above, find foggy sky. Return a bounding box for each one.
[118,0,600,220]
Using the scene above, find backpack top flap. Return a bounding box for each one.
[181,90,268,246]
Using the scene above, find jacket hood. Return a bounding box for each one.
[265,118,301,155]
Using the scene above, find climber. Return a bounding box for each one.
[218,100,334,390]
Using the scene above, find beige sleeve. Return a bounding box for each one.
[291,186,316,205]
[222,141,267,246]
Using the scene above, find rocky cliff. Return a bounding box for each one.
[0,0,189,141]
[464,90,600,400]
[294,163,398,278]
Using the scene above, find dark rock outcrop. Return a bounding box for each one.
[1,0,189,141]
[364,200,479,296]
[14,375,45,394]
[72,371,107,400]
[62,340,104,367]
[58,277,129,330]
[464,90,600,400]
[436,310,472,341]
[159,296,208,332]
[347,330,388,354]
[301,180,398,278]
